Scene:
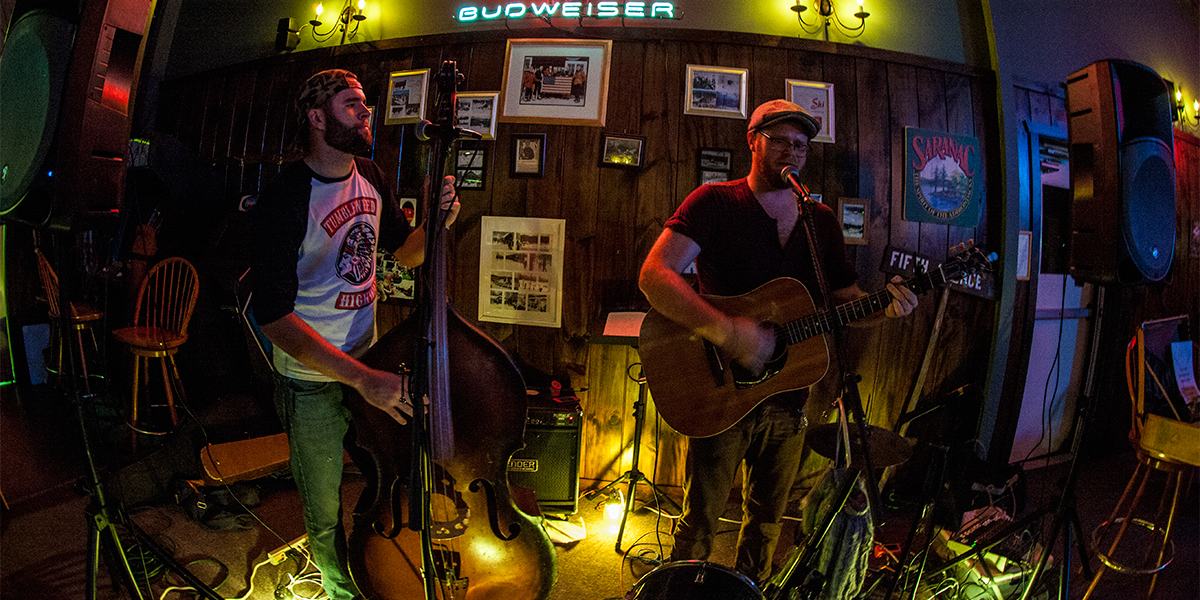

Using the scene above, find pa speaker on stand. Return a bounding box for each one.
[1066,59,1177,285]
[0,0,152,230]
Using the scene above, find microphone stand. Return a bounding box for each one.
[790,175,884,528]
[409,60,462,600]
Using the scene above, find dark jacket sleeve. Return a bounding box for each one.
[249,162,311,326]
[356,157,412,254]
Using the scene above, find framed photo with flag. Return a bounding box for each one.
[499,38,612,127]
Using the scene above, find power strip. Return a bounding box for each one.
[268,534,309,565]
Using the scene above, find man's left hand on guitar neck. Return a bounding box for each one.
[836,275,918,327]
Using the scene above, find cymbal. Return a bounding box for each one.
[806,423,913,468]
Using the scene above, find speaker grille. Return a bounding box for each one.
[1120,139,1176,282]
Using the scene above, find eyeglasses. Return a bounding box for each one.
[758,131,813,155]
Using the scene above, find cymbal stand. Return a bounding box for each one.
[592,361,681,554]
[882,441,949,600]
[50,240,223,600]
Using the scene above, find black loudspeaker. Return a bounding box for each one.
[508,403,583,515]
[1066,59,1176,284]
[0,0,153,229]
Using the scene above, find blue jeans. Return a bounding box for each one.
[273,374,361,600]
[671,399,808,584]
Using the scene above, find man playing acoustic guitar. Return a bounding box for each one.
[638,99,918,585]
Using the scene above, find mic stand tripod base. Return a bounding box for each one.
[589,374,680,555]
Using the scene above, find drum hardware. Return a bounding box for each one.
[629,560,764,600]
[806,424,914,469]
[759,466,864,600]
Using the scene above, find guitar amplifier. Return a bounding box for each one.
[508,401,583,515]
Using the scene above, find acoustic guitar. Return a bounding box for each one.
[637,247,990,438]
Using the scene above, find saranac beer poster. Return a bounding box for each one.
[903,127,983,227]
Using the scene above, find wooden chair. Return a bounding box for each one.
[112,257,199,448]
[1083,316,1198,599]
[34,248,104,393]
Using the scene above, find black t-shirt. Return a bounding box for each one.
[665,178,858,305]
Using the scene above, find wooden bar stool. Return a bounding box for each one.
[34,248,104,394]
[112,257,199,450]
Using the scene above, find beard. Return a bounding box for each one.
[323,109,373,156]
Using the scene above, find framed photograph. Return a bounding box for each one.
[500,38,612,127]
[786,79,835,144]
[478,216,566,328]
[600,134,645,168]
[698,147,732,171]
[512,133,546,177]
[1017,230,1032,280]
[456,147,487,190]
[385,69,429,125]
[376,249,415,303]
[685,65,748,119]
[699,170,730,185]
[839,198,869,245]
[456,91,499,140]
[398,197,418,228]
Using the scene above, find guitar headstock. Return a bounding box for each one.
[940,241,995,282]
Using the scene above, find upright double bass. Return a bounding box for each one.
[344,61,557,600]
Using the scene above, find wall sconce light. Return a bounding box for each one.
[277,0,367,51]
[1175,88,1199,127]
[791,0,869,41]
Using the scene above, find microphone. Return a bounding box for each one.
[414,119,483,142]
[780,166,814,204]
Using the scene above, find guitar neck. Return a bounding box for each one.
[778,266,951,346]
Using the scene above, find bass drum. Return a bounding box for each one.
[631,561,763,600]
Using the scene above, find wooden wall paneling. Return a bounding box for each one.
[675,42,718,200]
[822,53,859,212]
[832,57,892,443]
[460,41,507,92]
[885,63,922,270]
[786,47,826,195]
[258,61,297,183]
[557,124,599,390]
[715,43,754,163]
[582,343,638,483]
[171,77,201,151]
[225,70,257,202]
[915,68,949,267]
[592,40,648,489]
[932,72,993,400]
[636,39,680,266]
[944,72,978,252]
[558,119,605,457]
[197,75,230,164]
[867,62,923,430]
[241,66,273,194]
[752,45,790,115]
[636,40,688,488]
[175,77,209,155]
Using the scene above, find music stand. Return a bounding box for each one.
[590,311,681,553]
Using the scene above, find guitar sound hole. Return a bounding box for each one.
[731,340,787,389]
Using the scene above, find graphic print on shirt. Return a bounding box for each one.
[323,196,379,310]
